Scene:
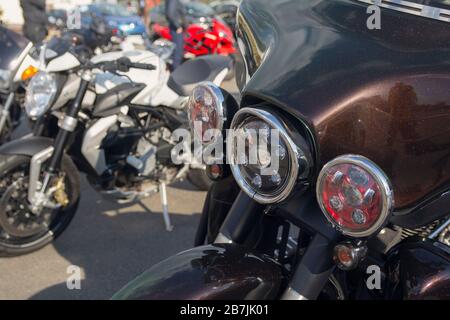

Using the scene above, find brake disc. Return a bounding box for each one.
[0,175,51,238]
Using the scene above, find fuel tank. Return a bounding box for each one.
[387,239,450,299]
[235,0,450,212]
[112,244,285,300]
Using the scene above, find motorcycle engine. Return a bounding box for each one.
[128,137,158,177]
[126,127,178,184]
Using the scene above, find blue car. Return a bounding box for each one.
[81,3,146,36]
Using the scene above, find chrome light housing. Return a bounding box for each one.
[227,108,311,204]
[316,154,394,238]
[25,71,58,119]
[187,82,227,145]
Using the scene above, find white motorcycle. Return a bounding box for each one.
[0,37,231,256]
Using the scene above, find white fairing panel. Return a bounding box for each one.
[46,52,81,72]
[13,54,39,83]
[91,50,168,106]
[81,115,118,175]
[52,74,81,110]
[150,83,187,110]
[151,67,229,110]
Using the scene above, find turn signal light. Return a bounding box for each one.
[21,65,39,81]
[333,242,367,270]
[316,155,393,238]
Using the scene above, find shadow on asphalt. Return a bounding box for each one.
[28,178,203,300]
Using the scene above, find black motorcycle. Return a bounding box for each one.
[113,0,450,300]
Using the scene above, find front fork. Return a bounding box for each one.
[28,71,91,212]
[0,92,14,136]
[214,191,336,300]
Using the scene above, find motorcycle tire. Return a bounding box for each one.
[0,154,80,257]
[187,169,213,191]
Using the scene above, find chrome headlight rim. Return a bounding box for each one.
[25,71,58,119]
[188,82,227,145]
[316,154,394,238]
[228,107,308,204]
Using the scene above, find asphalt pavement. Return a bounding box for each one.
[0,78,238,300]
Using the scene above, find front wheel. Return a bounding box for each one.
[0,154,80,256]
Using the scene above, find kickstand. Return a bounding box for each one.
[159,183,174,231]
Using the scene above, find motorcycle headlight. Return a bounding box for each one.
[25,71,58,119]
[0,70,12,90]
[187,82,227,144]
[227,108,311,204]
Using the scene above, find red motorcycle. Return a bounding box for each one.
[151,18,236,57]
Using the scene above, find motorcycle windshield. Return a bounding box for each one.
[0,25,30,71]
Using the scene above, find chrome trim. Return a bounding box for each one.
[429,218,450,239]
[188,82,226,145]
[316,154,394,238]
[59,115,78,132]
[214,232,233,244]
[0,92,14,134]
[28,146,54,204]
[357,0,450,23]
[80,70,93,82]
[227,107,309,204]
[281,287,309,300]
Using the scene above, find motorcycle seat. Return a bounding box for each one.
[168,55,231,97]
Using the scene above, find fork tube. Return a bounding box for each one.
[214,191,263,244]
[47,75,90,173]
[0,92,14,133]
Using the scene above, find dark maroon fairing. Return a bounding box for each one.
[236,0,450,212]
[387,240,450,299]
[112,244,285,300]
[316,75,450,209]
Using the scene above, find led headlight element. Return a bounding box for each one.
[227,108,311,204]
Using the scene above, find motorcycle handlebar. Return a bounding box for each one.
[87,57,156,73]
[127,61,157,71]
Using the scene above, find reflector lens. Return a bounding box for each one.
[317,155,393,237]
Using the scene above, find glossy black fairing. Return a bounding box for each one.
[236,0,450,219]
[112,244,285,300]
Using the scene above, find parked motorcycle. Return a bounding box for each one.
[0,26,39,143]
[0,37,231,256]
[151,18,236,58]
[114,0,450,300]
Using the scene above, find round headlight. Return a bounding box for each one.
[187,82,226,144]
[25,71,57,119]
[227,108,311,204]
[316,155,394,238]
